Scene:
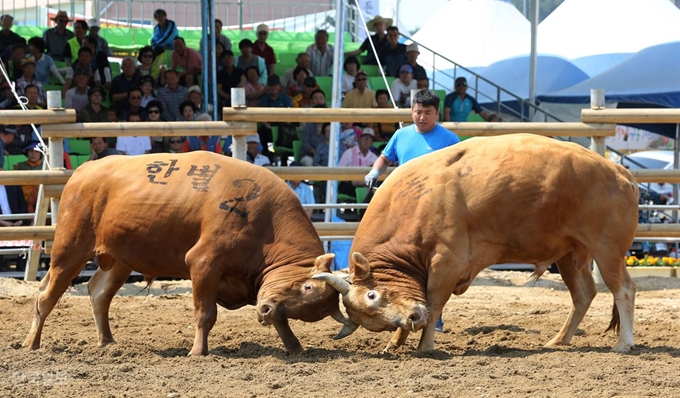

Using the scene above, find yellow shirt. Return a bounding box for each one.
[342,88,377,109]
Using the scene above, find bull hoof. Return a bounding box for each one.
[286,345,304,355]
[612,342,635,353]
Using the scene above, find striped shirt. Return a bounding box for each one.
[306,43,334,77]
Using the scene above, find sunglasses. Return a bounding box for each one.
[129,96,142,100]
[142,54,153,58]
[355,78,367,82]
[169,140,182,144]
[258,31,268,35]
[148,109,160,114]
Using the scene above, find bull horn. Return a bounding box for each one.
[312,273,350,296]
[333,320,359,340]
[330,309,349,325]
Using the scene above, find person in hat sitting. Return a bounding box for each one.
[14,141,43,203]
[87,18,111,56]
[443,77,500,122]
[345,15,392,65]
[0,14,21,54]
[399,43,427,81]
[337,127,379,197]
[252,24,276,76]
[245,134,271,167]
[79,87,108,123]
[391,64,417,108]
[43,10,75,62]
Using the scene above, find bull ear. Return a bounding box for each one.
[350,252,371,281]
[312,253,335,274]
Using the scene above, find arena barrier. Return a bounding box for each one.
[1,94,678,281]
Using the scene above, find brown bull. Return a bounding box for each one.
[316,134,639,353]
[24,152,346,355]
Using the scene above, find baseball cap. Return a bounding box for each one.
[88,18,101,28]
[21,58,36,67]
[406,43,420,53]
[246,135,260,144]
[304,76,317,87]
[1,125,17,135]
[399,64,413,74]
[361,127,375,138]
[187,85,202,94]
[23,141,42,154]
[267,74,281,86]
[455,77,468,86]
[256,24,269,33]
[88,86,106,97]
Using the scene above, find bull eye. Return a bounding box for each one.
[304,283,313,292]
[366,291,377,300]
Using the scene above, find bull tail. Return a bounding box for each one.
[604,302,620,334]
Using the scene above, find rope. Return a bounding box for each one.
[0,61,51,170]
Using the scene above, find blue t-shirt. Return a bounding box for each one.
[259,93,293,108]
[382,123,460,165]
[444,93,483,122]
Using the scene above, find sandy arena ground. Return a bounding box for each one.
[1,270,680,397]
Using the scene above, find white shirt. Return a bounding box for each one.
[390,78,417,108]
[0,186,11,215]
[116,136,152,156]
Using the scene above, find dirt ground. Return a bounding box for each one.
[1,270,680,398]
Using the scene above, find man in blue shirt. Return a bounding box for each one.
[259,74,293,164]
[443,77,500,122]
[364,89,460,333]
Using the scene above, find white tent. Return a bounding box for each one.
[536,0,680,76]
[411,0,529,70]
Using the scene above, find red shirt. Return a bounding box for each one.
[171,48,203,72]
[252,42,276,65]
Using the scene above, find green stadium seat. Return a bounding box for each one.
[360,64,381,77]
[101,27,140,54]
[110,61,121,78]
[355,187,368,203]
[295,32,315,42]
[369,76,394,92]
[315,76,333,100]
[68,139,92,156]
[434,89,446,118]
[14,26,45,41]
[68,153,79,169]
[2,155,8,170]
[7,154,27,170]
[293,140,302,162]
[269,31,297,42]
[288,41,310,53]
[133,28,154,47]
[345,42,361,52]
[77,155,91,168]
[268,41,291,54]
[278,52,299,65]
[274,63,289,76]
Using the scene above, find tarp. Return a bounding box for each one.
[537,41,680,125]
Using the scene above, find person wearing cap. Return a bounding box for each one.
[15,59,46,107]
[79,87,108,123]
[281,52,313,91]
[63,19,88,65]
[0,125,17,168]
[216,50,246,107]
[252,24,276,76]
[306,29,333,77]
[398,43,427,81]
[245,134,271,167]
[391,64,417,108]
[199,18,232,56]
[235,39,267,85]
[43,10,75,62]
[444,77,499,123]
[378,26,407,77]
[336,126,379,197]
[186,85,209,115]
[15,141,43,172]
[87,18,112,56]
[171,37,202,87]
[27,37,65,86]
[342,70,377,109]
[345,15,391,66]
[150,9,178,50]
[292,76,319,108]
[0,14,21,54]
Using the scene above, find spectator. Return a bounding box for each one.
[109,57,140,107]
[183,114,222,153]
[6,43,25,80]
[171,37,202,87]
[373,89,398,141]
[281,52,313,91]
[186,85,209,115]
[146,99,165,152]
[312,122,331,167]
[342,70,376,109]
[443,77,499,122]
[137,46,156,79]
[43,10,74,62]
[244,66,265,108]
[15,60,46,107]
[64,70,90,113]
[122,88,148,121]
[64,19,88,64]
[63,47,100,94]
[300,115,326,166]
[176,99,197,122]
[363,90,461,333]
[311,89,326,106]
[0,126,17,166]
[167,136,184,153]
[399,43,427,80]
[150,9,178,50]
[378,26,406,77]
[391,64,417,108]
[287,161,315,218]
[213,41,225,74]
[19,85,42,111]
[106,104,122,122]
[82,36,112,90]
[288,66,309,98]
[6,121,33,155]
[157,69,188,122]
[216,50,245,107]
[337,127,378,197]
[15,141,44,206]
[245,134,270,166]
[27,37,64,86]
[87,18,112,56]
[0,184,28,227]
[252,24,276,76]
[342,56,364,95]
[258,74,293,158]
[89,137,120,160]
[344,15,391,65]
[292,76,318,108]
[199,18,232,55]
[235,39,267,85]
[0,81,14,109]
[79,87,108,123]
[306,30,333,77]
[116,112,152,155]
[339,122,360,158]
[139,75,156,107]
[0,15,21,54]
[416,76,429,90]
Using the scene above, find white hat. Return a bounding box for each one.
[246,135,260,143]
[366,15,393,31]
[187,85,201,94]
[406,43,420,54]
[361,127,375,138]
[256,24,269,33]
[88,18,101,28]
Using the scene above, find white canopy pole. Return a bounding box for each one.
[529,0,538,108]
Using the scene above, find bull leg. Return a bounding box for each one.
[416,308,440,352]
[383,329,410,353]
[186,248,220,356]
[593,252,636,353]
[87,260,132,346]
[272,319,304,354]
[23,248,93,350]
[545,251,597,348]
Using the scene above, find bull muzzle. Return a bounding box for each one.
[256,301,279,326]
